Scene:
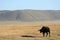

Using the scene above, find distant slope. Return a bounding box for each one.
[0,10,60,21]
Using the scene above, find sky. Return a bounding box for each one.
[0,0,60,10]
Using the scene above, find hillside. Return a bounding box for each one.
[0,10,60,21]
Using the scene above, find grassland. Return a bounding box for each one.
[0,21,60,40]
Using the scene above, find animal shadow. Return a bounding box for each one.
[21,35,36,38]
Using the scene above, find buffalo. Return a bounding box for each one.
[38,26,50,37]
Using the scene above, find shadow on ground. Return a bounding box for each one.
[21,35,36,38]
[21,34,42,38]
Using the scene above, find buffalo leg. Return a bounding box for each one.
[46,32,48,37]
[49,32,50,37]
[43,33,45,37]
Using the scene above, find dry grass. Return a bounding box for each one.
[0,21,60,40]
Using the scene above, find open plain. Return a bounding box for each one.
[0,21,60,40]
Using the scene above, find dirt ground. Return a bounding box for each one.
[0,21,60,40]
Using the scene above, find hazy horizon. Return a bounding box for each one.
[0,10,60,21]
